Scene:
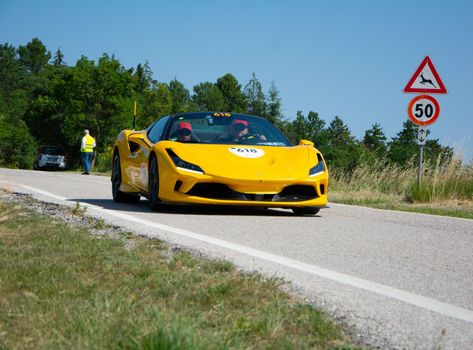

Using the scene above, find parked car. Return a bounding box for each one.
[111,112,328,215]
[33,146,67,170]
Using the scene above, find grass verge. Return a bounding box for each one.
[0,199,360,350]
[330,156,473,220]
[329,191,473,219]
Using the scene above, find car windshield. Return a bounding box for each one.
[165,112,292,146]
[40,147,64,155]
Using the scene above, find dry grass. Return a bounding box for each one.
[330,155,473,219]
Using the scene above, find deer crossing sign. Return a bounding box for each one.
[403,56,447,94]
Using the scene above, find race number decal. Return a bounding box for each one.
[229,147,265,158]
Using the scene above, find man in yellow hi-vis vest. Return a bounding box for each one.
[81,129,96,175]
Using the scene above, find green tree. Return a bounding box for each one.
[266,81,283,125]
[424,138,454,165]
[133,61,154,93]
[0,111,37,169]
[287,111,328,150]
[192,82,224,111]
[169,78,191,113]
[388,120,453,166]
[307,111,328,149]
[387,120,418,166]
[138,83,173,127]
[244,73,266,116]
[0,44,26,101]
[216,73,246,112]
[23,64,70,147]
[18,38,51,73]
[53,48,65,66]
[363,123,387,156]
[55,54,134,161]
[324,116,362,172]
[286,111,309,144]
[0,44,35,168]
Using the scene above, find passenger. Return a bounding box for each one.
[177,121,193,142]
[170,121,200,143]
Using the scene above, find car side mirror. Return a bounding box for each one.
[298,139,314,147]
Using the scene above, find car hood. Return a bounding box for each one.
[159,142,319,179]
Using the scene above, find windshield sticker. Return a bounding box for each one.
[229,147,265,158]
[258,142,287,146]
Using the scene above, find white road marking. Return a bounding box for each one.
[37,171,110,184]
[329,202,473,222]
[2,180,473,324]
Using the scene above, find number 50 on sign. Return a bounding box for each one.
[407,95,440,126]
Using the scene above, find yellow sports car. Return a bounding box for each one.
[111,112,328,215]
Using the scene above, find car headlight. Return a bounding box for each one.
[166,149,204,174]
[309,154,325,177]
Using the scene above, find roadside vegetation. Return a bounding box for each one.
[0,197,361,350]
[1,37,471,219]
[330,155,473,219]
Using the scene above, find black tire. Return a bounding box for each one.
[292,207,320,216]
[148,154,161,210]
[112,151,140,203]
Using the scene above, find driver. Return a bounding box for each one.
[231,119,251,140]
[219,119,266,143]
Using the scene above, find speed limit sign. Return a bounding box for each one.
[407,95,440,126]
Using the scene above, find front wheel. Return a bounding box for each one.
[148,154,161,210]
[292,207,320,216]
[112,151,140,203]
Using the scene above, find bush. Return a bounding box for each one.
[0,115,37,169]
[94,145,114,173]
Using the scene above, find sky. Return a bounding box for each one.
[1,0,472,162]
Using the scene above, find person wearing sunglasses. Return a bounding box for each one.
[169,121,199,143]
[217,119,266,143]
[177,121,193,142]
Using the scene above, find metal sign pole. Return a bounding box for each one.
[417,145,424,187]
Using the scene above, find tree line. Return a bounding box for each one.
[0,37,453,172]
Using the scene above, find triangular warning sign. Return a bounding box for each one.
[403,56,447,94]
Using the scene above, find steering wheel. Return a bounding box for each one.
[237,134,260,144]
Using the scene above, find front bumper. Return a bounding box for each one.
[158,168,328,208]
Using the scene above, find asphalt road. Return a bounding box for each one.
[1,168,472,349]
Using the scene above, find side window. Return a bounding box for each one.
[147,116,169,143]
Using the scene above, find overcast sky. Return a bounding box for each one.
[1,0,472,161]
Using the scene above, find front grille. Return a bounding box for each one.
[187,183,239,200]
[276,185,317,201]
[184,183,318,202]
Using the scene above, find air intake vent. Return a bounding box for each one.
[185,183,318,202]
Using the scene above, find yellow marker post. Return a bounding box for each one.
[133,96,137,130]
